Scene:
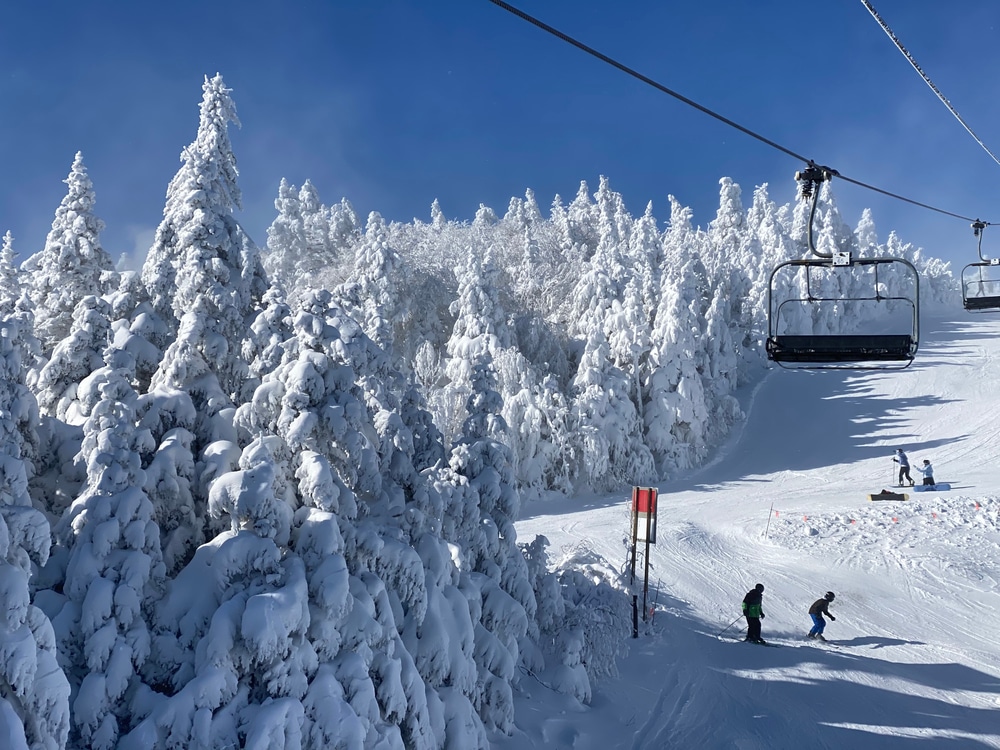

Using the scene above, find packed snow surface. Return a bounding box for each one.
[506,313,1000,749]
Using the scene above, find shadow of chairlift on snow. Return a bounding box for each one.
[962,222,1000,312]
[766,166,919,371]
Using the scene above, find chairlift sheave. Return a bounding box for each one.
[765,165,920,369]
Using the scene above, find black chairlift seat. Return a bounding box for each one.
[766,334,916,364]
[963,294,1000,312]
[961,260,1000,312]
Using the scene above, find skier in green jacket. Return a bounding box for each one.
[742,583,766,644]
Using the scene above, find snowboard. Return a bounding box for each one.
[868,489,910,502]
[913,483,950,492]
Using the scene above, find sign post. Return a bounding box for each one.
[629,487,658,634]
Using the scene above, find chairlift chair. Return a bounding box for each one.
[961,221,1000,312]
[765,166,920,369]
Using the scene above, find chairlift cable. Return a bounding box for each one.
[836,173,984,223]
[859,0,1000,170]
[484,0,810,164]
[484,0,993,226]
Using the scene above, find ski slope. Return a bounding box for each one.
[502,313,1000,750]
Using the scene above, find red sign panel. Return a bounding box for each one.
[631,486,658,544]
[632,486,657,514]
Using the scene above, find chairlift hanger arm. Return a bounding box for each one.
[971,220,997,264]
[796,165,838,260]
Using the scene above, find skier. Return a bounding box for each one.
[893,448,914,487]
[742,583,766,644]
[919,459,935,486]
[807,591,836,641]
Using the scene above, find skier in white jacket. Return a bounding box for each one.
[919,459,935,486]
[893,448,914,486]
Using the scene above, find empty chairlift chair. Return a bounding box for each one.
[765,166,920,369]
[961,221,1000,312]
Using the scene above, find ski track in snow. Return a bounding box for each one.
[502,314,1000,750]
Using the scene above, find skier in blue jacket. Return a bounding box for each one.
[893,449,914,487]
[807,592,836,640]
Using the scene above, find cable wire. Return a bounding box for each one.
[484,0,992,226]
[860,0,1000,170]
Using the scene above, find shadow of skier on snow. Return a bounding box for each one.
[828,635,924,649]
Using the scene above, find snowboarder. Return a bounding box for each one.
[893,449,914,486]
[807,591,836,640]
[919,459,935,486]
[742,583,766,644]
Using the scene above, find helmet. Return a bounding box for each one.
[755,583,764,592]
[824,591,835,601]
[923,459,930,464]
[895,448,903,453]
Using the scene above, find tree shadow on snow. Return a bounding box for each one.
[633,614,1000,749]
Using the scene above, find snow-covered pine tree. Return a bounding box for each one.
[0,231,20,308]
[565,181,599,261]
[105,271,167,395]
[436,251,515,446]
[502,374,575,500]
[448,359,535,734]
[571,317,654,490]
[142,75,267,405]
[50,349,164,750]
[142,76,267,513]
[242,285,293,386]
[0,317,71,750]
[328,197,361,263]
[124,453,311,750]
[742,184,797,355]
[644,256,711,474]
[333,211,403,354]
[22,152,118,356]
[263,178,307,292]
[630,202,665,328]
[0,234,43,401]
[233,291,448,748]
[33,296,112,423]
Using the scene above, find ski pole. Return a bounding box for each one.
[717,614,743,638]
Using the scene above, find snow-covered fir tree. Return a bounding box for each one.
[0,317,71,750]
[263,178,307,291]
[33,296,112,423]
[22,153,118,356]
[448,359,536,733]
[49,349,163,750]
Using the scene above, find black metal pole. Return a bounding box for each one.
[629,488,638,587]
[642,506,652,621]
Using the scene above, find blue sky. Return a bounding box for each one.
[3,1,1000,271]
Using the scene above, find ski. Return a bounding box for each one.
[724,636,780,647]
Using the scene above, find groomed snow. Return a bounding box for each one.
[506,312,1000,749]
